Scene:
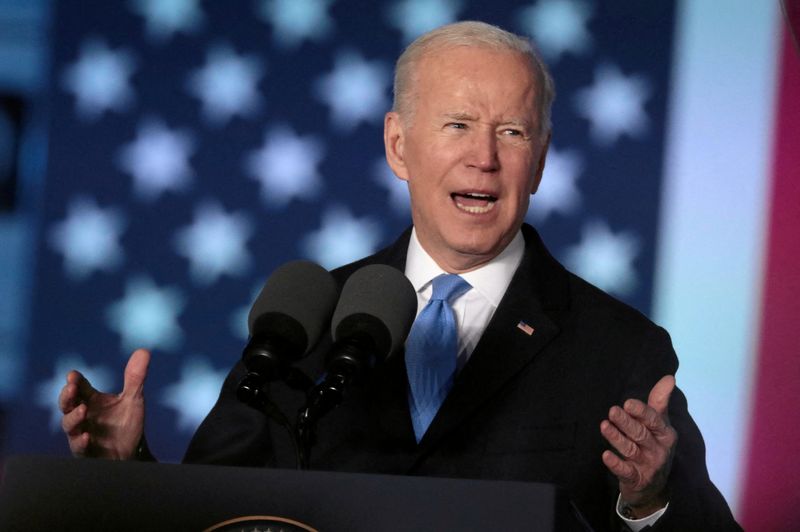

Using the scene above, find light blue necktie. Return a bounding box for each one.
[406,274,471,442]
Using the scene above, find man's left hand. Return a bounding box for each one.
[600,375,678,518]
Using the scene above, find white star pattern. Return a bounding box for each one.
[574,64,651,146]
[117,118,195,201]
[386,0,462,43]
[302,206,382,269]
[173,201,253,285]
[36,354,114,431]
[257,0,335,48]
[128,0,204,42]
[187,44,264,126]
[161,357,227,432]
[517,0,593,62]
[26,0,692,469]
[314,51,390,131]
[527,146,583,222]
[373,157,410,214]
[61,39,136,120]
[564,220,639,296]
[48,197,126,280]
[245,125,325,207]
[106,276,185,352]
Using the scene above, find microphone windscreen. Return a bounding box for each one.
[331,264,417,360]
[248,260,338,360]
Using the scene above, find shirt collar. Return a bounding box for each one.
[404,228,525,307]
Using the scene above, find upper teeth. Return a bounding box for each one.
[465,193,491,198]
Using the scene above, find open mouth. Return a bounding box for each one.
[451,192,498,214]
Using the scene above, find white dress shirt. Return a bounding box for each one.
[404,228,524,370]
[403,227,666,530]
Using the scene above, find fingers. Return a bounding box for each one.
[620,374,676,436]
[61,403,87,437]
[600,377,678,509]
[602,449,639,485]
[601,416,643,460]
[647,374,675,416]
[601,409,671,497]
[58,382,77,414]
[68,431,91,457]
[59,352,150,460]
[624,398,668,434]
[601,391,677,467]
[610,404,656,445]
[69,369,97,396]
[122,348,151,398]
[61,404,91,456]
[58,370,94,413]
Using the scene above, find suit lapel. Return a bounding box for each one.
[336,225,573,461]
[369,350,415,442]
[415,225,571,454]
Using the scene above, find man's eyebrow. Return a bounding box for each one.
[443,112,477,121]
[442,113,532,128]
[499,118,532,128]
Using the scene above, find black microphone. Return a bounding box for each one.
[328,264,417,381]
[237,260,338,408]
[296,264,417,458]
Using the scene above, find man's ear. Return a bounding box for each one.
[384,112,409,181]
[530,132,551,194]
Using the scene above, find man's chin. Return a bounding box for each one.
[453,225,514,251]
[415,222,514,271]
[441,237,508,270]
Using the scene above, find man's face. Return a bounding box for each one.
[385,46,549,272]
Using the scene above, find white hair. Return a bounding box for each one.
[392,20,556,136]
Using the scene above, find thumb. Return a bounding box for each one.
[647,374,675,416]
[122,348,151,398]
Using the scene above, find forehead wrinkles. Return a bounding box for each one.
[413,51,538,126]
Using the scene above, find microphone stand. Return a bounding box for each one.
[236,378,304,469]
[295,334,377,469]
[237,331,384,469]
[236,336,315,469]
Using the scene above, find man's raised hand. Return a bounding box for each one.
[59,348,150,460]
[600,374,678,518]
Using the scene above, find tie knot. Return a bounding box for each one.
[430,274,471,304]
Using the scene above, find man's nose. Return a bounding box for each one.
[466,130,500,172]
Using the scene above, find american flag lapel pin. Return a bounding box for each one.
[516,320,535,336]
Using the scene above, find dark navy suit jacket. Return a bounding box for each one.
[184,224,740,531]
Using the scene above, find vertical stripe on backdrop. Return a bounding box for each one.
[740,26,800,531]
[654,0,780,514]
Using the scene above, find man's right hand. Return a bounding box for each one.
[59,348,150,460]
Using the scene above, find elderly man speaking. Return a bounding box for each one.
[60,21,740,531]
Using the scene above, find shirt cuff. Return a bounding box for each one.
[616,494,668,531]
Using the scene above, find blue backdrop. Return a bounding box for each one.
[9,0,675,464]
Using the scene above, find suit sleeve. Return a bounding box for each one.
[182,360,276,467]
[624,326,742,532]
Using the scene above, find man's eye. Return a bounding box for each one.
[501,128,523,136]
[446,122,467,129]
